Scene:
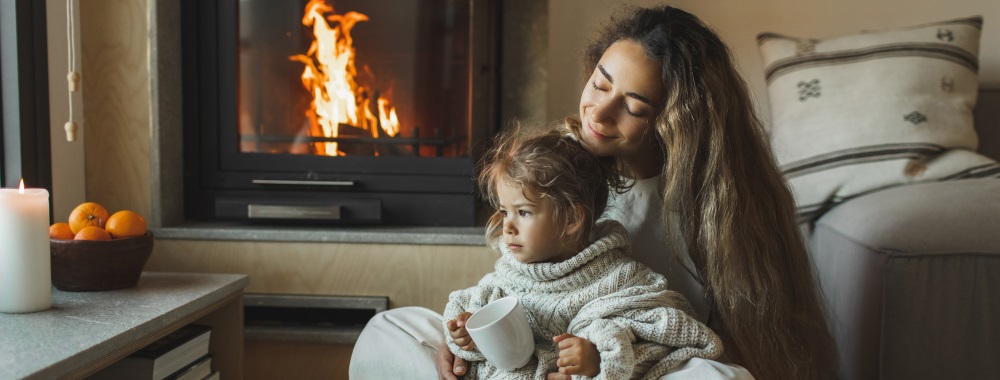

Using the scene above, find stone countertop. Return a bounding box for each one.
[0,272,248,380]
[153,222,487,246]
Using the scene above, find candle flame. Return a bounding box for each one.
[18,179,25,194]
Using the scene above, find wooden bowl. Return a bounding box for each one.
[50,231,154,291]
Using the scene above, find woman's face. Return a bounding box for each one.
[578,39,665,161]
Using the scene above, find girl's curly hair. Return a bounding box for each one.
[476,126,629,248]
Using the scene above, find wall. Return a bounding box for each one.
[78,0,152,218]
[548,0,1000,124]
[45,0,85,220]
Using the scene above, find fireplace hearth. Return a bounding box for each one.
[181,0,498,226]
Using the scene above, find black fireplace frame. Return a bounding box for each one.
[181,0,499,226]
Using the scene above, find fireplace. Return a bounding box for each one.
[181,0,498,226]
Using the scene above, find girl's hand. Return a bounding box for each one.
[446,312,476,350]
[553,333,600,377]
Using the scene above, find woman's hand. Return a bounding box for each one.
[439,312,472,380]
[553,333,600,377]
[436,340,468,380]
[446,312,476,350]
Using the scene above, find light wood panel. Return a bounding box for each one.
[146,240,497,311]
[79,0,151,217]
[195,294,245,380]
[145,239,494,380]
[246,342,353,380]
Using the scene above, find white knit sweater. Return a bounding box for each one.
[443,220,722,380]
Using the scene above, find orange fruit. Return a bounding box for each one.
[74,226,112,241]
[49,222,74,240]
[68,202,109,235]
[105,210,147,239]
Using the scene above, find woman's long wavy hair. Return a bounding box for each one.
[579,5,837,379]
[477,127,628,248]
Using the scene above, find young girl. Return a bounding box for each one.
[442,128,722,379]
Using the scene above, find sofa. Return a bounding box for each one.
[808,107,1000,379]
[756,16,1000,379]
[806,88,1000,379]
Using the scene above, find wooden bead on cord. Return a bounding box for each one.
[64,121,78,142]
[67,71,80,92]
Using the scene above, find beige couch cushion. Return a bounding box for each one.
[757,16,1000,221]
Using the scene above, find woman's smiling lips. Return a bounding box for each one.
[586,121,614,141]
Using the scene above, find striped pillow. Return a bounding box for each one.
[757,16,1000,222]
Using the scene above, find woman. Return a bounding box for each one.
[351,5,836,379]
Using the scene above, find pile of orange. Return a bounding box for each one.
[49,202,147,241]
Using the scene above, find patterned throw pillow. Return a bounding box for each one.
[758,16,1000,222]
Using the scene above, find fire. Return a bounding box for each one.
[290,0,401,156]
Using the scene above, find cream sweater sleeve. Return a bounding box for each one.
[568,267,722,380]
[442,273,505,363]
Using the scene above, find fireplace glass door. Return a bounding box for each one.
[182,0,497,226]
[238,0,471,158]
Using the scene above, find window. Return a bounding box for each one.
[0,0,51,192]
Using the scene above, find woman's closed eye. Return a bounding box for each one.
[591,80,607,92]
[624,106,642,118]
[592,81,645,118]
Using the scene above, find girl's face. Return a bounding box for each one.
[578,39,665,163]
[496,181,577,264]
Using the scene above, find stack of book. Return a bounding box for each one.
[90,324,220,380]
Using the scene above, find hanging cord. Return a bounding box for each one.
[65,0,80,142]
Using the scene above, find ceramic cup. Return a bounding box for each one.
[466,296,535,371]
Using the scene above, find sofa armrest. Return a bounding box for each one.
[816,178,1000,254]
[810,178,1000,380]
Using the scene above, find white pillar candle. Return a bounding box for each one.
[0,180,52,313]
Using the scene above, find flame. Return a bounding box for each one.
[377,99,400,137]
[18,179,25,194]
[290,0,401,156]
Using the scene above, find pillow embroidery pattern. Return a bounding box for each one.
[758,16,1000,222]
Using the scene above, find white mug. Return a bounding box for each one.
[466,296,535,371]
